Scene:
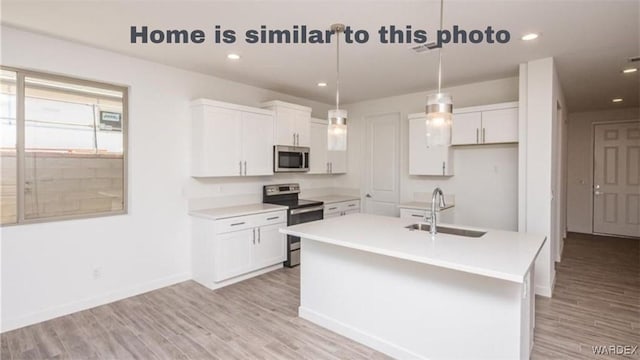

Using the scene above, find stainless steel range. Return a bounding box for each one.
[263,184,323,267]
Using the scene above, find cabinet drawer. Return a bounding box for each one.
[256,211,287,226]
[324,204,342,215]
[215,216,256,233]
[400,208,429,220]
[343,200,360,211]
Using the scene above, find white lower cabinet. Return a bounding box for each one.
[192,210,287,289]
[324,200,360,218]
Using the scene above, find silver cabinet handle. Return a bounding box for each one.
[442,161,445,175]
[482,128,486,143]
[348,204,357,207]
[239,161,242,175]
[328,206,338,211]
[266,216,279,221]
[476,128,479,144]
[293,133,296,145]
[244,161,247,176]
[231,221,245,226]
[327,162,330,173]
[330,162,332,173]
[411,214,423,217]
[258,227,261,243]
[252,228,256,244]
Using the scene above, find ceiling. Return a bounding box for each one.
[1,0,638,112]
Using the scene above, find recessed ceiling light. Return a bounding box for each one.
[521,33,539,41]
[622,68,638,74]
[612,98,623,103]
[227,53,240,60]
[317,82,327,87]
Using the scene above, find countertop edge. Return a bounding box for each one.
[280,228,529,283]
[189,205,287,220]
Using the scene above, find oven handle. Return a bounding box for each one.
[290,206,324,215]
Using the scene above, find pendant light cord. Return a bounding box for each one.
[336,28,340,111]
[437,0,444,94]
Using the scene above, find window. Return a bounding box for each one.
[1,67,128,225]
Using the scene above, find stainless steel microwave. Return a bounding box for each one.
[274,145,309,172]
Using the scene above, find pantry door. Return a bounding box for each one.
[363,112,400,216]
[593,122,640,237]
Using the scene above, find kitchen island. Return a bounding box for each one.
[280,213,546,360]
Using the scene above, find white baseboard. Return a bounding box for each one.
[298,306,426,360]
[195,264,283,291]
[1,272,191,333]
[535,285,552,298]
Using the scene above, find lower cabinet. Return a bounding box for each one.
[192,210,287,289]
[324,200,360,218]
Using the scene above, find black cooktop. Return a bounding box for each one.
[264,198,323,209]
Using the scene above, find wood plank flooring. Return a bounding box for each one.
[532,233,639,359]
[2,232,638,359]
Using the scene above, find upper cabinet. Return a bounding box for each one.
[408,113,454,176]
[452,102,518,145]
[261,101,312,147]
[191,99,274,177]
[309,118,347,174]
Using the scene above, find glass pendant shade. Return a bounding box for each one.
[328,108,347,151]
[425,93,453,147]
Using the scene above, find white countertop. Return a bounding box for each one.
[280,213,546,283]
[398,201,455,211]
[189,203,287,220]
[304,194,360,204]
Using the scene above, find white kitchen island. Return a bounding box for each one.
[280,213,546,360]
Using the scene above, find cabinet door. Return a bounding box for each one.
[275,108,295,145]
[328,150,347,174]
[409,116,453,175]
[481,107,518,144]
[252,223,286,269]
[193,106,242,177]
[294,109,311,147]
[309,121,329,174]
[242,112,274,176]
[214,229,254,281]
[452,112,482,145]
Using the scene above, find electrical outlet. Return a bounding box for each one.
[93,267,102,280]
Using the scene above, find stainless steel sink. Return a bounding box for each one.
[406,223,486,238]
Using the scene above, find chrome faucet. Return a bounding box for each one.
[429,187,446,236]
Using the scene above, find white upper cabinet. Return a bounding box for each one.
[261,101,312,147]
[408,113,454,176]
[191,99,274,177]
[309,118,347,174]
[452,102,518,145]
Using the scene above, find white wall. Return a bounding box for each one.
[566,107,640,233]
[0,26,338,332]
[518,57,566,297]
[342,77,520,230]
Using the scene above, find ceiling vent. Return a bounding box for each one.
[629,56,640,62]
[411,42,440,53]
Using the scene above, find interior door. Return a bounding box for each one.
[364,112,400,216]
[242,111,274,176]
[593,122,640,237]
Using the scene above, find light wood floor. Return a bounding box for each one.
[2,232,638,359]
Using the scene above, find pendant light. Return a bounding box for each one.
[425,0,453,148]
[328,23,347,151]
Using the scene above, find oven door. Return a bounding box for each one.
[274,145,309,172]
[286,205,323,267]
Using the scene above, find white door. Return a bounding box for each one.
[481,107,518,144]
[214,229,254,281]
[593,122,640,237]
[242,112,274,176]
[364,113,400,216]
[199,106,242,176]
[253,224,286,269]
[309,121,328,174]
[275,108,295,145]
[452,112,481,145]
[328,150,347,174]
[294,109,311,147]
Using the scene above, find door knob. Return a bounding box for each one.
[365,194,372,198]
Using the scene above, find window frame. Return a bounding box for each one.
[1,65,129,226]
